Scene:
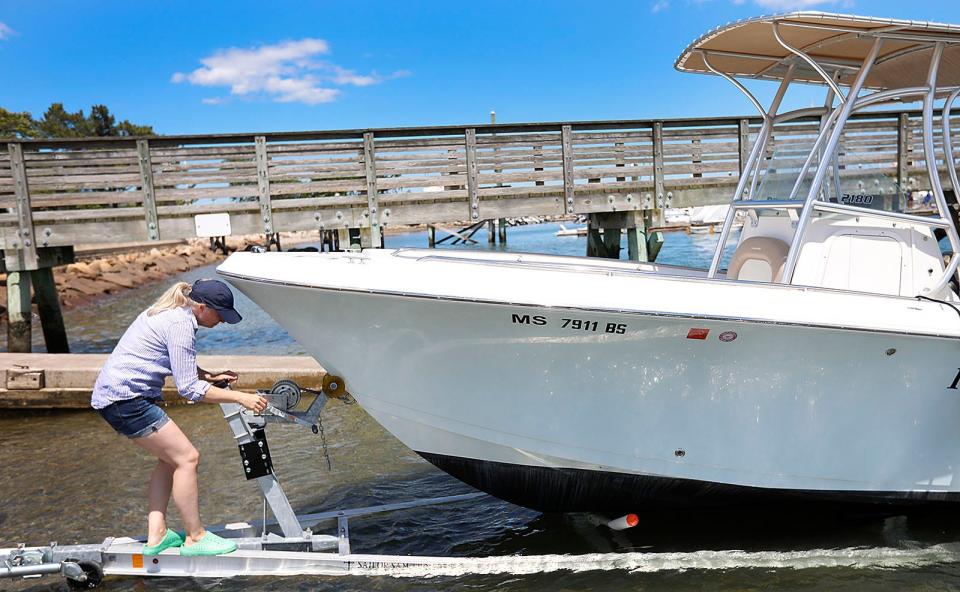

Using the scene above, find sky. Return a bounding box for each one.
[2,0,960,135]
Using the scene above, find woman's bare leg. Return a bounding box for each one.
[133,420,206,544]
[145,460,174,545]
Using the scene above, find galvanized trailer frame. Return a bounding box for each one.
[0,380,485,587]
[0,493,488,586]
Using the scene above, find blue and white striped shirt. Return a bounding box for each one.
[91,306,212,409]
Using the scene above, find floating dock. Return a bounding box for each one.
[0,354,324,409]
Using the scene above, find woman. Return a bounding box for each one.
[91,279,268,557]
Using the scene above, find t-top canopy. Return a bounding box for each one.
[675,12,960,91]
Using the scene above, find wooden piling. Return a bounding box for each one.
[487,220,495,244]
[2,247,74,353]
[32,268,69,353]
[6,271,32,353]
[587,213,620,259]
[626,227,647,262]
[602,227,622,259]
[588,211,653,261]
[586,227,605,258]
[498,218,507,243]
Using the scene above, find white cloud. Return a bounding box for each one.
[0,22,15,40]
[265,76,340,104]
[328,65,411,87]
[172,38,407,105]
[651,0,670,12]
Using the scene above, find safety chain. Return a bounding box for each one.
[317,414,332,471]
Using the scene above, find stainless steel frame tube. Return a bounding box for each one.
[707,66,795,278]
[781,38,884,283]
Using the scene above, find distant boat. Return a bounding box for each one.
[664,207,692,227]
[687,205,743,234]
[555,224,588,237]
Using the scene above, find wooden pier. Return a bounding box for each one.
[0,354,324,409]
[1,109,957,353]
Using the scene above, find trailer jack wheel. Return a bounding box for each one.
[65,560,104,590]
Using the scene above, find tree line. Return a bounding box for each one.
[0,103,154,139]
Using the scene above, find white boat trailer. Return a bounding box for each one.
[0,379,498,587]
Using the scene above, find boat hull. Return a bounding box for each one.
[219,252,960,512]
[419,452,960,513]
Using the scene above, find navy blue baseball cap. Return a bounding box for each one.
[191,279,242,324]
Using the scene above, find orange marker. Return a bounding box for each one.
[607,513,639,531]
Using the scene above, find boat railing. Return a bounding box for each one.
[812,201,954,228]
[707,65,797,278]
[700,19,960,297]
[928,88,960,295]
[915,43,960,295]
[780,37,885,283]
[772,21,848,103]
[730,200,804,210]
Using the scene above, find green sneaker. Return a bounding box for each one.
[142,529,184,556]
[180,532,238,557]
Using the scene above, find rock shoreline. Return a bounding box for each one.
[0,231,324,315]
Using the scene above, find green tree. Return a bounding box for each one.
[0,103,155,138]
[37,103,93,137]
[0,108,38,138]
[115,120,154,136]
[89,104,116,136]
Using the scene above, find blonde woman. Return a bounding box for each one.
[92,279,267,557]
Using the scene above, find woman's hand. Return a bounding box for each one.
[200,384,268,411]
[237,391,268,414]
[203,370,239,385]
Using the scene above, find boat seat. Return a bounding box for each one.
[728,236,789,283]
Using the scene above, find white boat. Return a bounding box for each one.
[689,204,740,233]
[663,207,693,227]
[555,223,588,237]
[219,12,960,513]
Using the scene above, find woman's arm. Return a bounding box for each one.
[167,323,257,409]
[167,322,214,403]
[202,384,268,413]
[198,367,239,385]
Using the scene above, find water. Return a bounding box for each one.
[4,224,960,590]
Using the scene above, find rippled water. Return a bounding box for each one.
[4,224,960,590]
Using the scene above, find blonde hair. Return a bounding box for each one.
[148,282,197,316]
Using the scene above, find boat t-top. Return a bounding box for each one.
[218,12,960,513]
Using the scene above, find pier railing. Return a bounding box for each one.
[1,109,956,271]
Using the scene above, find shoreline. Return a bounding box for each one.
[0,230,332,317]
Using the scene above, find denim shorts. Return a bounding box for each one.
[98,397,170,439]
